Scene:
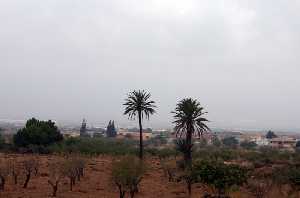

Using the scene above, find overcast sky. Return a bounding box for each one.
[0,0,299,130]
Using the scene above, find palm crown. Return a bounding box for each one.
[123,90,156,120]
[172,98,209,137]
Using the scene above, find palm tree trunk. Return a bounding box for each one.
[138,111,143,159]
[185,130,192,167]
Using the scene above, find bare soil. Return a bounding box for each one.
[0,153,275,198]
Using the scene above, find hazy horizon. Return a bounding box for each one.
[1,1,300,131]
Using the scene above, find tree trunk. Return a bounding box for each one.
[187,180,192,197]
[117,184,125,198]
[23,173,31,188]
[0,176,5,191]
[138,111,143,159]
[185,124,193,196]
[48,180,59,197]
[185,130,192,167]
[69,178,73,191]
[14,174,18,185]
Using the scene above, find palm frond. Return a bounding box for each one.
[172,98,210,137]
[123,90,156,120]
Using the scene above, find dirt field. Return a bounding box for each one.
[0,153,255,198]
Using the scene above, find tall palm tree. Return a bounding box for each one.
[172,98,209,166]
[124,90,156,159]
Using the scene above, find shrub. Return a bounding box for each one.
[193,160,248,197]
[222,137,238,148]
[49,137,137,156]
[240,141,257,150]
[0,159,9,191]
[13,118,63,148]
[112,155,145,198]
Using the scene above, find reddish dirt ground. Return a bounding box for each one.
[0,153,263,198]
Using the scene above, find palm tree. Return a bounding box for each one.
[124,90,156,159]
[172,98,209,166]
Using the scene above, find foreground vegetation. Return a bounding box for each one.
[1,91,300,197]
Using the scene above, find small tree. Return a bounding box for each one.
[160,158,177,182]
[62,160,77,191]
[22,158,39,188]
[212,135,221,147]
[48,161,65,197]
[194,160,248,197]
[13,118,63,148]
[240,141,257,150]
[222,137,238,148]
[8,159,20,185]
[112,156,145,198]
[62,156,86,191]
[0,160,9,191]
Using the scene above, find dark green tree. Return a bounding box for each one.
[240,140,257,150]
[212,134,222,147]
[123,90,156,159]
[265,130,277,139]
[106,120,117,137]
[172,98,209,167]
[0,133,5,149]
[13,118,63,147]
[222,137,238,148]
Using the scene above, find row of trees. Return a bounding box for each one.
[0,156,86,197]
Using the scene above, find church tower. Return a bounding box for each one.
[80,119,87,137]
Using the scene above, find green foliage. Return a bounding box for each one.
[222,137,238,148]
[49,137,138,156]
[0,133,5,149]
[193,160,248,195]
[172,98,209,138]
[145,135,167,147]
[240,141,257,150]
[288,167,300,190]
[211,135,222,147]
[112,155,145,198]
[13,118,63,148]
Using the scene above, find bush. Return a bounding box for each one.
[222,137,238,148]
[13,118,63,148]
[193,160,248,196]
[240,141,257,150]
[112,155,145,198]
